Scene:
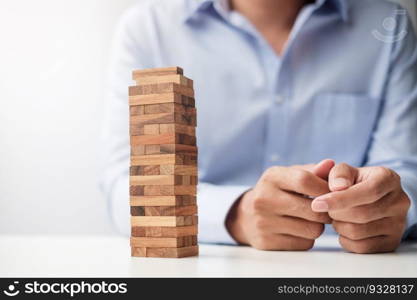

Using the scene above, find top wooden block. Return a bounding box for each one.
[135,74,193,89]
[129,83,194,98]
[133,67,183,79]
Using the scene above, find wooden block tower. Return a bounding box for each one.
[128,67,198,258]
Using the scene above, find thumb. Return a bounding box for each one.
[328,162,357,192]
[312,159,335,180]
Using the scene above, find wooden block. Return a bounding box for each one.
[130,165,197,176]
[159,124,195,136]
[129,93,195,107]
[131,215,197,227]
[130,102,197,116]
[130,175,190,186]
[129,185,144,196]
[130,125,144,136]
[129,105,144,116]
[131,225,198,237]
[142,103,196,115]
[131,245,198,258]
[130,195,196,206]
[139,185,196,196]
[130,111,196,126]
[132,67,183,79]
[130,154,197,166]
[147,246,199,258]
[130,236,197,248]
[131,133,175,145]
[159,165,197,176]
[131,247,147,257]
[134,74,193,88]
[130,206,145,216]
[159,144,197,154]
[143,124,159,135]
[144,145,160,155]
[134,145,197,155]
[131,145,145,155]
[130,166,160,176]
[130,133,196,146]
[129,83,194,98]
[144,205,197,216]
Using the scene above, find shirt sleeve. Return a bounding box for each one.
[365,10,417,240]
[99,6,252,243]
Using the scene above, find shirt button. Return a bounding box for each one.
[274,94,285,104]
[269,154,280,162]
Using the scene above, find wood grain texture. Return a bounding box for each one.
[143,124,159,135]
[130,133,196,146]
[135,74,193,88]
[129,185,144,196]
[130,195,196,206]
[130,124,196,137]
[144,145,160,155]
[140,185,197,196]
[139,144,198,155]
[130,154,197,166]
[143,103,196,115]
[130,236,197,248]
[130,111,196,126]
[129,105,144,116]
[142,205,197,216]
[131,225,198,237]
[130,165,197,176]
[131,145,145,155]
[129,83,194,98]
[130,206,145,216]
[159,165,197,175]
[130,125,144,136]
[129,93,195,107]
[159,124,195,136]
[132,67,183,79]
[130,175,197,186]
[131,215,197,227]
[131,245,198,258]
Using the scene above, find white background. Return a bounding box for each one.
[0,0,416,235]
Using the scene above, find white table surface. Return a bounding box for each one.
[0,235,416,277]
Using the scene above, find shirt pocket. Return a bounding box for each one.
[311,93,380,165]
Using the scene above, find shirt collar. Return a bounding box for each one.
[183,0,349,23]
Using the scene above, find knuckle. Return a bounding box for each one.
[400,193,411,211]
[367,179,386,199]
[251,193,269,213]
[253,217,268,232]
[261,166,280,182]
[375,166,398,186]
[293,169,311,186]
[374,166,392,178]
[345,223,365,240]
[337,163,350,172]
[354,207,373,224]
[306,222,324,239]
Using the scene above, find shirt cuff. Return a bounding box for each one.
[401,177,417,240]
[197,183,251,245]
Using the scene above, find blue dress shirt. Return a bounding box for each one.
[100,0,417,244]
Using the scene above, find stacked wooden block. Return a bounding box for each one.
[128,67,198,258]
